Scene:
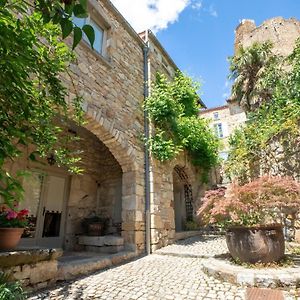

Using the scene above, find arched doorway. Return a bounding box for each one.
[173,166,194,232]
[17,108,142,251]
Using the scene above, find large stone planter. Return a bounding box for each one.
[226,224,284,263]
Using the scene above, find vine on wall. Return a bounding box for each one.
[145,71,219,175]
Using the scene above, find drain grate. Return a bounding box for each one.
[246,288,283,300]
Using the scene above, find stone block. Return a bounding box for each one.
[78,236,105,246]
[135,231,145,244]
[29,261,57,285]
[85,245,124,254]
[104,236,124,246]
[236,272,255,286]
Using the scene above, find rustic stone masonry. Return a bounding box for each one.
[4,0,207,257]
[235,17,300,55]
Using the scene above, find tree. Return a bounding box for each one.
[229,42,282,112]
[0,1,84,206]
[226,39,300,182]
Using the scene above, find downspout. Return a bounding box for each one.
[143,33,151,255]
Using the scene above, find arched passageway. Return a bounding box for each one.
[17,110,143,252]
[172,166,194,232]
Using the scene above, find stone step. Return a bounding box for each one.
[78,235,124,253]
[57,251,137,281]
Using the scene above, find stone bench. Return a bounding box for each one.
[78,235,124,253]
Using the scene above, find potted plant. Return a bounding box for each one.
[81,215,110,236]
[197,176,300,263]
[0,204,29,250]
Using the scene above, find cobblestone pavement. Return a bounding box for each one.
[28,236,299,300]
[155,235,228,258]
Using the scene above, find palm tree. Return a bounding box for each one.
[229,42,281,112]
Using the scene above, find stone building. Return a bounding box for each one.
[2,0,207,286]
[235,17,300,56]
[200,104,246,184]
[200,105,246,161]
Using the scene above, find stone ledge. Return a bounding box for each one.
[202,257,300,289]
[0,248,63,268]
[175,231,201,241]
[78,235,124,247]
[57,251,137,281]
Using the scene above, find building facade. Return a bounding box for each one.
[200,105,246,161]
[5,0,207,256]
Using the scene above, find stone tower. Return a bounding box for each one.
[234,17,300,56]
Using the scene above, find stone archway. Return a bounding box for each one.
[172,166,194,232]
[73,107,145,252]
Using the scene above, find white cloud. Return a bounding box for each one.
[191,0,202,10]
[111,0,190,33]
[208,4,218,17]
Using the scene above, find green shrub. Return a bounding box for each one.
[0,273,26,300]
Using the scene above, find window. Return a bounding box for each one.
[73,16,104,54]
[213,123,224,138]
[213,112,219,120]
[219,151,229,161]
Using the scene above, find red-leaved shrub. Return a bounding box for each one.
[197,176,300,228]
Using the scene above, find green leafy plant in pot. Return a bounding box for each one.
[197,176,300,263]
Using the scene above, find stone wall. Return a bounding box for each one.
[64,124,123,250]
[139,30,207,251]
[0,249,62,291]
[235,17,300,55]
[3,1,208,254]
[63,0,146,252]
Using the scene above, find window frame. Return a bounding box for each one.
[213,122,224,138]
[213,112,219,120]
[73,15,106,56]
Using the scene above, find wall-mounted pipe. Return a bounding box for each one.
[143,34,151,255]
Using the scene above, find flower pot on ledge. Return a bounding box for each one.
[225,223,285,263]
[0,227,24,251]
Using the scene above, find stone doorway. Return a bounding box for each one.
[20,171,69,248]
[64,123,123,252]
[173,166,194,232]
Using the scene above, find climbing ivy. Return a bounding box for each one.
[226,39,300,182]
[145,72,219,174]
[0,3,84,206]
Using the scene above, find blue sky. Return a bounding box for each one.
[112,0,300,108]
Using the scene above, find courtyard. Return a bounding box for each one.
[2,0,300,299]
[28,236,299,300]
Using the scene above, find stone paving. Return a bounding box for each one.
[28,236,300,300]
[155,235,228,258]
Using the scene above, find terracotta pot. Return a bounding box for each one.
[0,228,24,251]
[226,224,284,263]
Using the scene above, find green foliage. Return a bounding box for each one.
[145,71,219,174]
[229,41,282,112]
[0,272,26,300]
[177,116,219,170]
[0,2,84,206]
[21,0,95,49]
[226,39,300,181]
[184,220,200,231]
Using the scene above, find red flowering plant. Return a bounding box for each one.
[197,176,300,229]
[0,204,29,228]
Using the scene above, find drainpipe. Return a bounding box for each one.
[143,32,151,255]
